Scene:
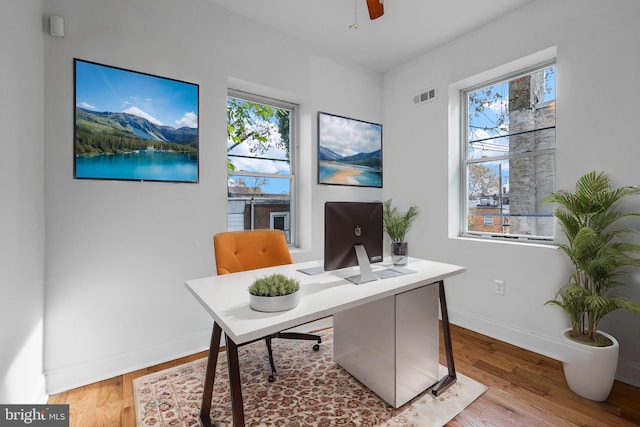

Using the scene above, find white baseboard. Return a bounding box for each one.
[32,373,48,404]
[449,308,640,388]
[616,357,640,387]
[45,314,637,394]
[45,318,334,395]
[45,331,211,395]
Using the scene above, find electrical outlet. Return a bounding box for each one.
[494,280,505,295]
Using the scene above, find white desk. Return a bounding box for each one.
[185,258,465,427]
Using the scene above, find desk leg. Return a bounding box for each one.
[225,335,245,427]
[432,280,457,396]
[199,323,222,427]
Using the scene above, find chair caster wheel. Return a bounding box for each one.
[268,374,276,382]
[313,344,320,351]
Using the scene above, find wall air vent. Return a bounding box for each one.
[412,88,437,106]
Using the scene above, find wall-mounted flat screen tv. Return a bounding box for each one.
[73,58,199,183]
[317,112,382,188]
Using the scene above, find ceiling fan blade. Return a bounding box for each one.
[366,0,384,20]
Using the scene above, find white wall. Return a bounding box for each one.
[6,0,634,397]
[0,0,47,403]
[383,0,640,386]
[42,0,382,393]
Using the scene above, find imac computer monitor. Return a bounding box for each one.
[324,201,383,284]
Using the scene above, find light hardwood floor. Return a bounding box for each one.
[48,323,640,426]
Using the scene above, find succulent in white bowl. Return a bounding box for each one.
[248,273,300,312]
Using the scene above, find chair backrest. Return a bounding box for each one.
[213,229,293,275]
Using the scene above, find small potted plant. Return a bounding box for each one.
[248,273,301,312]
[545,170,640,400]
[383,199,419,266]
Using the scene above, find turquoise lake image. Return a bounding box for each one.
[75,151,198,182]
[74,59,199,182]
[319,162,382,187]
[317,112,382,188]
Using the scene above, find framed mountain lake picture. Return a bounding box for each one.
[73,59,199,183]
[317,112,382,188]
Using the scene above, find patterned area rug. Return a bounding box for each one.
[133,329,487,426]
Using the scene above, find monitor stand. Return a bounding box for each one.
[345,244,379,285]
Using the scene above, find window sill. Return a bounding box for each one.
[454,234,558,249]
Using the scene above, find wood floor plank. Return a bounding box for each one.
[610,381,640,423]
[95,376,123,426]
[48,324,640,426]
[61,383,101,427]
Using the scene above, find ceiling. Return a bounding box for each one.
[207,0,534,72]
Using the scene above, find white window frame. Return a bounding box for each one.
[460,60,556,243]
[226,89,298,245]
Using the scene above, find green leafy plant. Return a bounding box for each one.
[383,199,419,243]
[248,273,300,297]
[545,171,640,346]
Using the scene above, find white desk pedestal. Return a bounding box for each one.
[333,283,440,408]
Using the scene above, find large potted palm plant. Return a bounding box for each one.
[545,171,640,400]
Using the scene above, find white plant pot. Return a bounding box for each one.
[561,328,619,401]
[249,291,300,312]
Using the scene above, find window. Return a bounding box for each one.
[462,62,556,241]
[226,90,297,244]
[270,211,290,241]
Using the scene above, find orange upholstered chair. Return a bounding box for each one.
[214,229,294,275]
[213,229,321,382]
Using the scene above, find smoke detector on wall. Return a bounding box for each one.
[412,88,437,106]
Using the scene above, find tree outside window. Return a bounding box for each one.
[463,63,556,240]
[226,91,297,244]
